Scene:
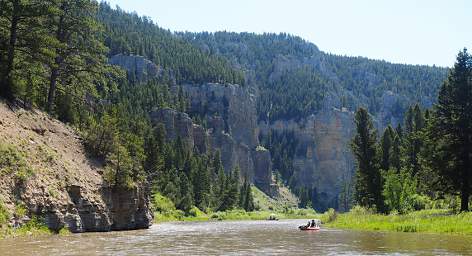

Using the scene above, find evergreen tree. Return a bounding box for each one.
[46,0,112,113]
[104,144,134,189]
[298,187,310,208]
[0,0,56,100]
[426,49,472,211]
[391,134,402,172]
[380,125,395,171]
[242,179,255,211]
[213,151,226,207]
[144,124,165,182]
[219,166,240,211]
[191,156,211,210]
[177,173,193,212]
[403,104,425,176]
[351,108,383,211]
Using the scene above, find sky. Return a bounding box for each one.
[105,0,472,67]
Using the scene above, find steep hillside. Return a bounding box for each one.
[0,101,152,233]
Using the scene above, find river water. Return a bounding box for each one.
[1,219,472,255]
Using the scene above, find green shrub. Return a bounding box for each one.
[0,143,34,181]
[14,203,27,218]
[15,216,51,236]
[324,208,337,223]
[350,205,372,215]
[152,192,176,214]
[188,206,205,217]
[382,168,418,214]
[0,201,10,226]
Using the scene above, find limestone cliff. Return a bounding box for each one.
[149,106,273,194]
[109,54,163,83]
[259,106,355,211]
[0,102,152,233]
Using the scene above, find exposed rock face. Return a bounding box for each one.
[150,108,195,150]
[150,83,273,194]
[259,107,355,211]
[150,108,271,192]
[35,185,152,233]
[109,54,162,83]
[103,186,153,231]
[254,149,272,193]
[0,102,152,233]
[182,83,259,148]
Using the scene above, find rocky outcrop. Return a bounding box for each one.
[0,102,152,233]
[150,82,273,194]
[150,107,271,192]
[109,54,163,83]
[254,148,272,194]
[259,106,355,211]
[181,83,259,148]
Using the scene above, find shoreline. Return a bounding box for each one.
[324,209,472,236]
[153,209,323,223]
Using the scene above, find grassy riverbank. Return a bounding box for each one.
[154,208,322,223]
[325,208,472,235]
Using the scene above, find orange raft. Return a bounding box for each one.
[298,219,321,231]
[298,226,320,231]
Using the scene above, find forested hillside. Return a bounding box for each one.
[97,3,244,85]
[180,32,447,122]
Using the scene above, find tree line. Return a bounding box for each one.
[352,49,472,212]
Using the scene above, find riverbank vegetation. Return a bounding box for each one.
[325,207,472,235]
[342,49,472,234]
[152,186,319,222]
[0,201,56,239]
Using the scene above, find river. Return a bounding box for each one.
[1,219,471,255]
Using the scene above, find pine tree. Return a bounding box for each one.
[391,134,402,172]
[427,49,472,211]
[144,125,165,182]
[191,156,211,210]
[212,151,226,208]
[0,0,56,100]
[104,144,134,189]
[219,166,240,211]
[351,107,383,212]
[403,104,425,176]
[243,179,254,211]
[46,0,115,114]
[177,173,193,213]
[380,125,395,171]
[298,187,309,208]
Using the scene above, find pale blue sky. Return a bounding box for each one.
[105,0,471,67]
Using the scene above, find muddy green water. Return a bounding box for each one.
[1,219,472,255]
